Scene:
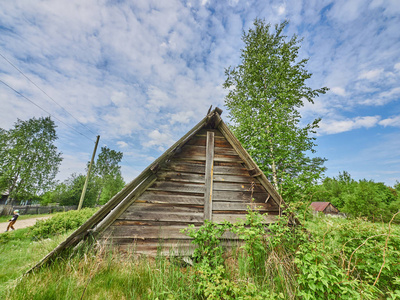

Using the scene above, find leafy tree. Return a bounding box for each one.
[0,117,62,203]
[54,173,98,207]
[224,19,328,202]
[313,171,356,209]
[92,146,124,205]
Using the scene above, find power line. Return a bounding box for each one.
[0,79,94,142]
[0,52,97,136]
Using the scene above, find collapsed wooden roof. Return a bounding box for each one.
[29,107,285,272]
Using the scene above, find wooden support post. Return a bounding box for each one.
[204,131,215,221]
[78,135,100,211]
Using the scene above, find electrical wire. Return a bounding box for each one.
[0,79,94,142]
[0,52,97,136]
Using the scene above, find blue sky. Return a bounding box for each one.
[0,0,399,187]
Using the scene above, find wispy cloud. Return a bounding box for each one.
[1,0,399,185]
[319,116,381,134]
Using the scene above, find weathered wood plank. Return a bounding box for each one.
[177,145,206,157]
[213,182,265,193]
[125,203,204,214]
[147,181,205,194]
[115,242,196,256]
[204,131,214,221]
[218,121,284,208]
[137,192,204,205]
[175,155,243,163]
[104,225,191,239]
[164,162,249,177]
[93,174,158,234]
[213,201,278,211]
[186,136,232,148]
[157,171,205,184]
[212,174,256,184]
[213,190,270,202]
[195,128,223,137]
[163,161,205,174]
[213,147,237,156]
[112,220,204,226]
[117,211,204,223]
[213,165,249,176]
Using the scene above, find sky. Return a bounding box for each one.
[0,0,399,188]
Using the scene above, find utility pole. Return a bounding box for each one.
[78,135,100,210]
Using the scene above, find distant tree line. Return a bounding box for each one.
[0,117,125,208]
[312,171,400,222]
[41,146,125,207]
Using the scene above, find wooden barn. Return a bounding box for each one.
[32,107,286,270]
[310,202,339,215]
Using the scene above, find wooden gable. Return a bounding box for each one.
[98,126,281,254]
[29,108,285,271]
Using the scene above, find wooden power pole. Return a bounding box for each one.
[78,135,100,210]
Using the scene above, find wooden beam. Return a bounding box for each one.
[93,174,157,235]
[204,131,215,221]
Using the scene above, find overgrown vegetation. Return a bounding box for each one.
[3,206,400,299]
[313,171,400,222]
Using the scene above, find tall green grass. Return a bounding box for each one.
[2,207,400,299]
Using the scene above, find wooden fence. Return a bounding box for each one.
[0,205,77,216]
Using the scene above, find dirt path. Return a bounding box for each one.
[1,216,51,231]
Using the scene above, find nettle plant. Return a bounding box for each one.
[182,210,276,300]
[182,203,397,299]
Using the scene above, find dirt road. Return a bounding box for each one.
[1,216,51,231]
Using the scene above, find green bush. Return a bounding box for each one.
[29,208,98,239]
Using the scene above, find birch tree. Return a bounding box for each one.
[224,19,328,201]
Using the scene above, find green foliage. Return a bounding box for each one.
[182,214,276,299]
[92,146,125,205]
[313,171,400,222]
[40,146,125,207]
[0,116,62,202]
[182,220,228,267]
[295,241,373,300]
[224,19,328,202]
[41,173,99,207]
[29,207,97,239]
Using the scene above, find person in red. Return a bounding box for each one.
[5,210,20,232]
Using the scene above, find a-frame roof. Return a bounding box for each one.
[28,107,285,272]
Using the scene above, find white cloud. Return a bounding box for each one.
[331,87,346,96]
[117,141,128,148]
[169,110,195,125]
[319,116,381,134]
[1,0,400,186]
[142,128,174,151]
[359,68,384,80]
[379,115,400,127]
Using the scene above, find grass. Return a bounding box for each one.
[0,228,70,297]
[3,246,198,299]
[1,211,400,299]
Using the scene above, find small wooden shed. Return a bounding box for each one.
[310,202,339,215]
[32,107,286,269]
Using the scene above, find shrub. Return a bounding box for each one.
[30,208,98,239]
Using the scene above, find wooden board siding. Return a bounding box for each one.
[98,126,281,254]
[29,108,287,273]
